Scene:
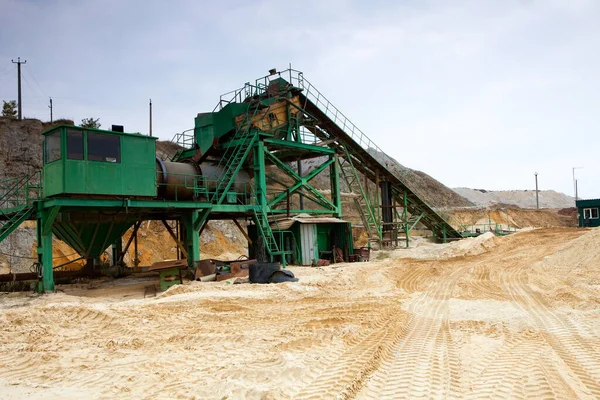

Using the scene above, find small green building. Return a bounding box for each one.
[576,198,600,227]
[248,215,354,265]
[43,125,157,198]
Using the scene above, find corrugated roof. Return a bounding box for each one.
[271,216,348,230]
[576,198,600,205]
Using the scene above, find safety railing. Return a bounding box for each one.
[156,172,257,206]
[214,82,270,112]
[288,71,386,155]
[170,128,195,150]
[0,171,42,213]
[218,68,397,171]
[459,223,518,237]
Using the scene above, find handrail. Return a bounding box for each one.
[213,69,459,237]
[170,128,195,150]
[210,97,271,203]
[0,171,42,212]
[214,68,391,160]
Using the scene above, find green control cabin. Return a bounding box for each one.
[576,199,600,227]
[43,125,157,198]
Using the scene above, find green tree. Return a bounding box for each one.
[80,117,101,129]
[2,100,17,118]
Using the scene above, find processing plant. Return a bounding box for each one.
[0,68,462,293]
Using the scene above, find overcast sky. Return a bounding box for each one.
[1,0,598,198]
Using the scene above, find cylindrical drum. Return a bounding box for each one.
[156,159,200,200]
[156,158,251,201]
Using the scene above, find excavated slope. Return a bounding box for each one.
[453,187,575,209]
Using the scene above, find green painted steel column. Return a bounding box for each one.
[254,140,272,262]
[183,210,200,267]
[36,205,59,293]
[331,154,342,218]
[254,140,268,208]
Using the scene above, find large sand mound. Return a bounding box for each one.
[0,228,598,399]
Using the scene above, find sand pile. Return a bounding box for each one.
[0,228,598,399]
[387,231,499,260]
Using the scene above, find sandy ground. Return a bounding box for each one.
[0,227,599,399]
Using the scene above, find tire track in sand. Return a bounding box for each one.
[356,264,468,399]
[501,264,600,397]
[292,305,408,399]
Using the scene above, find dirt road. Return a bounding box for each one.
[0,228,598,399]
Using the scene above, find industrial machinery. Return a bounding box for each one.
[0,68,462,293]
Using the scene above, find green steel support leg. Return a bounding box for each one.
[183,211,200,268]
[330,154,342,218]
[279,233,287,269]
[36,206,59,294]
[254,140,268,209]
[254,140,273,262]
[182,208,211,269]
[443,225,447,244]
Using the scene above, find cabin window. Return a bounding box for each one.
[583,208,599,219]
[87,133,121,163]
[44,131,61,164]
[67,130,84,160]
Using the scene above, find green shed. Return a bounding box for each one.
[42,125,157,198]
[248,215,353,265]
[576,198,600,227]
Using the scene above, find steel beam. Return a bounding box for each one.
[36,205,60,293]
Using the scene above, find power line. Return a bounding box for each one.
[0,65,15,81]
[24,65,49,99]
[20,73,48,119]
[21,73,43,100]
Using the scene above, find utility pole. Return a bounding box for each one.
[572,166,582,201]
[11,57,27,120]
[48,97,53,123]
[149,99,153,137]
[534,172,539,209]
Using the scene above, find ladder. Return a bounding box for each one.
[248,183,291,261]
[288,72,462,240]
[251,203,282,257]
[338,148,382,243]
[0,172,41,242]
[0,206,36,242]
[210,99,268,204]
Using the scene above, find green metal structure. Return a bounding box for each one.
[576,198,600,227]
[0,68,462,293]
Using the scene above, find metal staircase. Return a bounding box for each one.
[248,184,289,260]
[210,99,268,204]
[251,202,282,257]
[339,147,382,243]
[0,172,41,242]
[282,71,462,240]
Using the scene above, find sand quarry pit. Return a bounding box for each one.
[0,227,599,399]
